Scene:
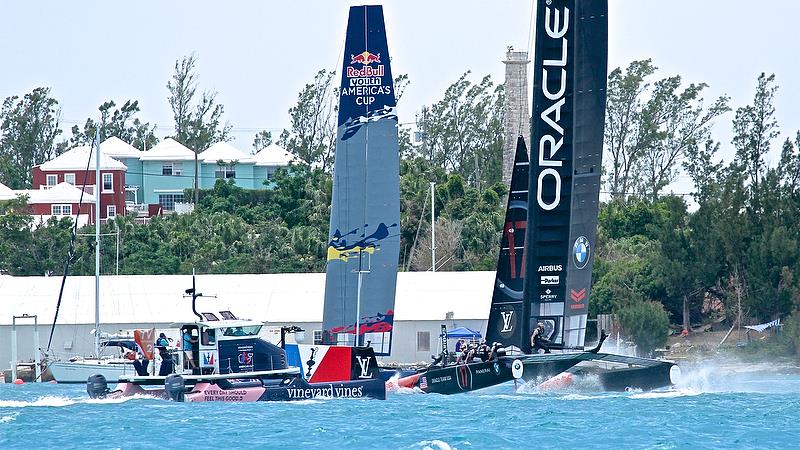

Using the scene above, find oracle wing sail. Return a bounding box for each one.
[522,0,608,352]
[321,5,400,356]
[485,136,530,350]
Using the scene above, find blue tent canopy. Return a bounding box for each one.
[445,327,482,339]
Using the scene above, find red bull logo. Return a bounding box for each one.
[347,50,385,78]
[350,50,381,65]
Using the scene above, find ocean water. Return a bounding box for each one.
[1,363,798,450]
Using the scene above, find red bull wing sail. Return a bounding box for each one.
[322,5,399,356]
[522,0,608,351]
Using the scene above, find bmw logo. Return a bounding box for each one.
[573,236,590,269]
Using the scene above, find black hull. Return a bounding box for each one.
[568,353,676,391]
[572,362,674,392]
[418,354,593,395]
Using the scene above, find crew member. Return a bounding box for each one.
[156,332,174,376]
[531,323,551,354]
[183,329,197,370]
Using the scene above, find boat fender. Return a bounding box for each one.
[165,374,186,402]
[86,374,109,398]
[511,359,524,379]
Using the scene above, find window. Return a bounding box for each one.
[416,331,431,352]
[102,173,113,192]
[64,173,75,185]
[215,164,236,179]
[46,174,57,186]
[222,325,262,337]
[201,328,216,345]
[313,330,323,345]
[107,205,117,218]
[162,162,182,176]
[51,204,72,216]
[266,166,277,181]
[158,193,184,211]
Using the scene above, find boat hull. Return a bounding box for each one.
[568,355,676,391]
[185,378,386,402]
[49,360,135,383]
[399,353,594,395]
[92,369,386,402]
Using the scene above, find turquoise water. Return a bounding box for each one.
[1,363,799,449]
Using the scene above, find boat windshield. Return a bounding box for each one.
[222,325,262,336]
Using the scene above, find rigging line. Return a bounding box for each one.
[521,1,536,139]
[405,185,429,272]
[526,0,536,59]
[47,132,97,353]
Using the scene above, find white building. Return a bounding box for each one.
[0,271,494,369]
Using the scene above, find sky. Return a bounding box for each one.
[1,1,799,190]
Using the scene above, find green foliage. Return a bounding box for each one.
[413,72,505,189]
[277,69,338,172]
[605,59,729,200]
[617,300,670,357]
[167,54,232,152]
[68,100,158,150]
[779,312,800,357]
[0,87,64,188]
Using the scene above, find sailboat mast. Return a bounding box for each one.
[430,182,436,272]
[94,130,101,356]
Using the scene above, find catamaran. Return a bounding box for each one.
[394,0,675,394]
[284,4,408,383]
[87,4,403,401]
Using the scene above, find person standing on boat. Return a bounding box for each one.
[156,333,174,376]
[182,329,197,371]
[531,323,551,354]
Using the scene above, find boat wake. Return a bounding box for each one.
[0,394,158,408]
[1,412,19,423]
[412,439,455,450]
[671,360,800,394]
[628,388,701,399]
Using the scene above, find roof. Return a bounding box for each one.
[446,326,482,339]
[100,137,142,159]
[38,145,127,171]
[0,182,14,200]
[139,138,196,161]
[198,142,254,164]
[21,182,96,204]
[253,143,295,166]
[0,271,494,325]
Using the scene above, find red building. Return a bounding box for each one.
[32,145,127,221]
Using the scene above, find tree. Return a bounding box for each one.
[167,54,232,150]
[732,73,779,205]
[67,100,158,150]
[252,130,273,152]
[278,69,338,171]
[0,87,64,188]
[413,72,505,190]
[617,300,670,357]
[604,60,728,200]
[167,53,233,203]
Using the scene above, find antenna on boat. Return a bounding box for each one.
[183,269,215,320]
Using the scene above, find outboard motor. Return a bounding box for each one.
[87,374,109,399]
[164,374,186,402]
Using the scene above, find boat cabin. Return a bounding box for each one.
[167,310,286,377]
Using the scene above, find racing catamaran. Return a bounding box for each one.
[394,0,675,394]
[284,4,404,382]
